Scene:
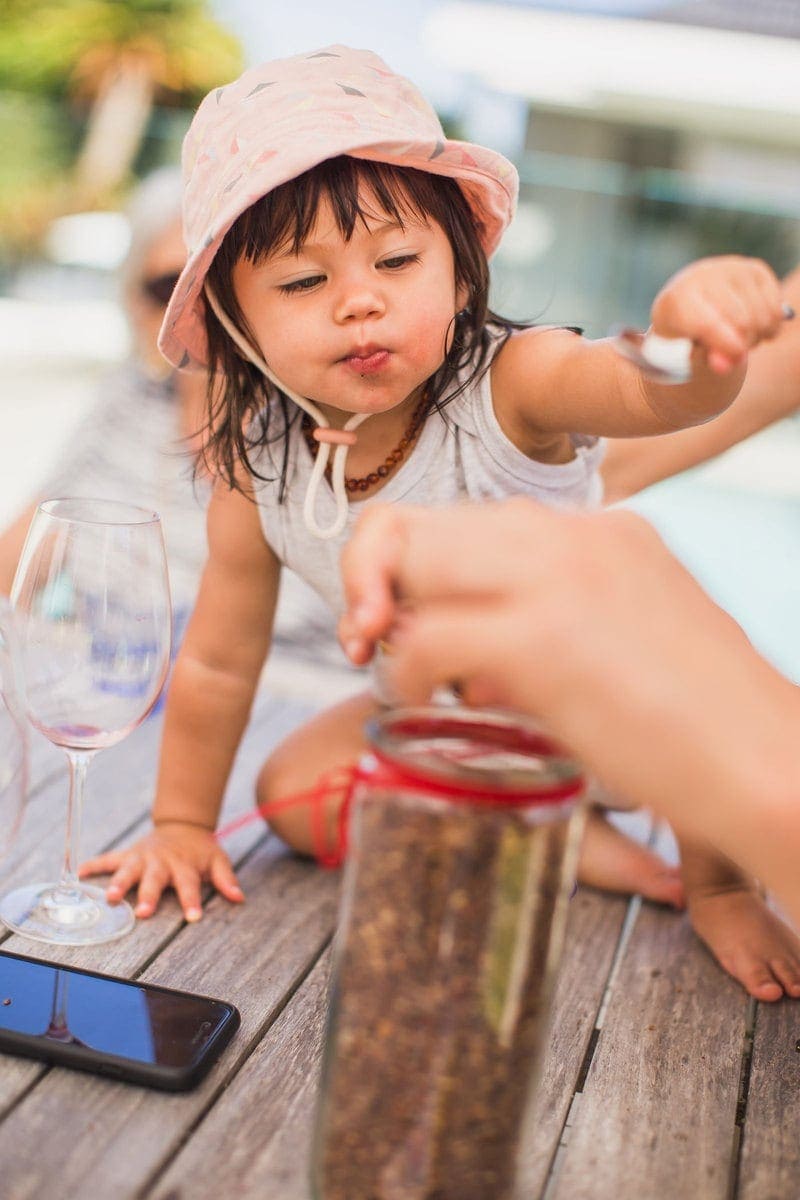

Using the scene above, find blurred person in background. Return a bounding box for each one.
[0,167,207,625]
[0,166,339,666]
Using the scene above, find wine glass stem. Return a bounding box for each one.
[54,748,96,905]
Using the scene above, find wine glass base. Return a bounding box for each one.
[0,881,135,946]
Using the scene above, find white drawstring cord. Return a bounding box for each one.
[204,283,368,539]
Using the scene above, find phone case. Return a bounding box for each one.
[0,950,241,1092]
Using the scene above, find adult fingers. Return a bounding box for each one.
[385,603,533,712]
[340,505,415,643]
[343,500,551,632]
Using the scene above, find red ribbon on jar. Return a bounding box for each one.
[216,708,584,868]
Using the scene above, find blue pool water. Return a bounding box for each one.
[625,475,800,684]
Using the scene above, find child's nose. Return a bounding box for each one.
[333,275,386,324]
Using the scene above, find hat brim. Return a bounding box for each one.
[159,134,517,371]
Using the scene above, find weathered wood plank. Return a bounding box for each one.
[550,903,748,1200]
[0,842,339,1200]
[0,692,315,1120]
[737,997,800,1200]
[149,890,633,1200]
[150,948,332,1200]
[521,887,630,1194]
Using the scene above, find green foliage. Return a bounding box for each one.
[0,0,242,100]
[0,0,243,256]
[0,91,76,258]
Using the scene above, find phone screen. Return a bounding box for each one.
[0,951,237,1073]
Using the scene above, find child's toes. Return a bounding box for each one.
[740,967,782,1002]
[770,957,800,998]
[719,955,782,1001]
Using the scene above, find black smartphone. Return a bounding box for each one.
[0,949,240,1091]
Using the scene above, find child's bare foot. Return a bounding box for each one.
[688,887,800,1001]
[577,809,685,907]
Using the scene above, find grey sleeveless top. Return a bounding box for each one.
[250,358,604,618]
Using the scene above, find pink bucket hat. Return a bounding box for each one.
[158,44,518,371]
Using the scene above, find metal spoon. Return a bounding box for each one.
[611,302,795,385]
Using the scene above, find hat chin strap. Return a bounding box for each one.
[204,282,368,540]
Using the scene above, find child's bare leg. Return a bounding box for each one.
[682,837,800,1001]
[577,807,685,907]
[576,782,684,907]
[255,690,380,856]
[260,705,684,905]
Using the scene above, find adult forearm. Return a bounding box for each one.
[549,636,800,919]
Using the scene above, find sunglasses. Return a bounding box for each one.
[141,271,180,307]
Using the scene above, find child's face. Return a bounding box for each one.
[231,188,464,418]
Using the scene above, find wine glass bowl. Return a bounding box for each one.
[0,499,171,946]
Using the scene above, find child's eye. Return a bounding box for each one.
[379,254,420,270]
[278,275,325,295]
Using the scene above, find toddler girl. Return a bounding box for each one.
[81,45,798,1001]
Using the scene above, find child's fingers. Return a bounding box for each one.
[706,348,743,376]
[170,864,204,923]
[132,859,171,918]
[209,852,245,904]
[686,295,750,363]
[79,851,124,879]
[105,857,146,905]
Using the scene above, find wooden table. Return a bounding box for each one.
[0,692,797,1200]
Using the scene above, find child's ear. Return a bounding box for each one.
[455,283,470,313]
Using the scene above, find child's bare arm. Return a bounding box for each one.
[80,480,281,919]
[492,256,787,443]
[679,835,800,1002]
[601,264,800,503]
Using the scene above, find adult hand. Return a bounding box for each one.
[339,499,800,918]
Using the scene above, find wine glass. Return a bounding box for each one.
[0,498,171,946]
[0,597,28,872]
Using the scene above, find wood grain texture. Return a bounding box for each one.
[520,887,630,1194]
[4,708,798,1199]
[151,949,332,1200]
[738,997,800,1200]
[550,903,748,1200]
[0,843,339,1200]
[0,690,319,1191]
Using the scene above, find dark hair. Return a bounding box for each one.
[202,156,523,495]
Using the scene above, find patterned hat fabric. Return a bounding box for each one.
[159,44,519,370]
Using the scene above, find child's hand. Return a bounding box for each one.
[79,822,244,923]
[651,255,786,376]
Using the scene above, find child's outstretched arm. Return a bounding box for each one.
[80,479,280,921]
[601,264,800,503]
[492,255,787,443]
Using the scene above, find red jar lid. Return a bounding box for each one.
[363,706,584,807]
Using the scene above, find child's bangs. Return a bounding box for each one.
[238,158,460,264]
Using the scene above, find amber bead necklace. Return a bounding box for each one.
[301,390,428,494]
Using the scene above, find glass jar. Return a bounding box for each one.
[312,705,585,1200]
